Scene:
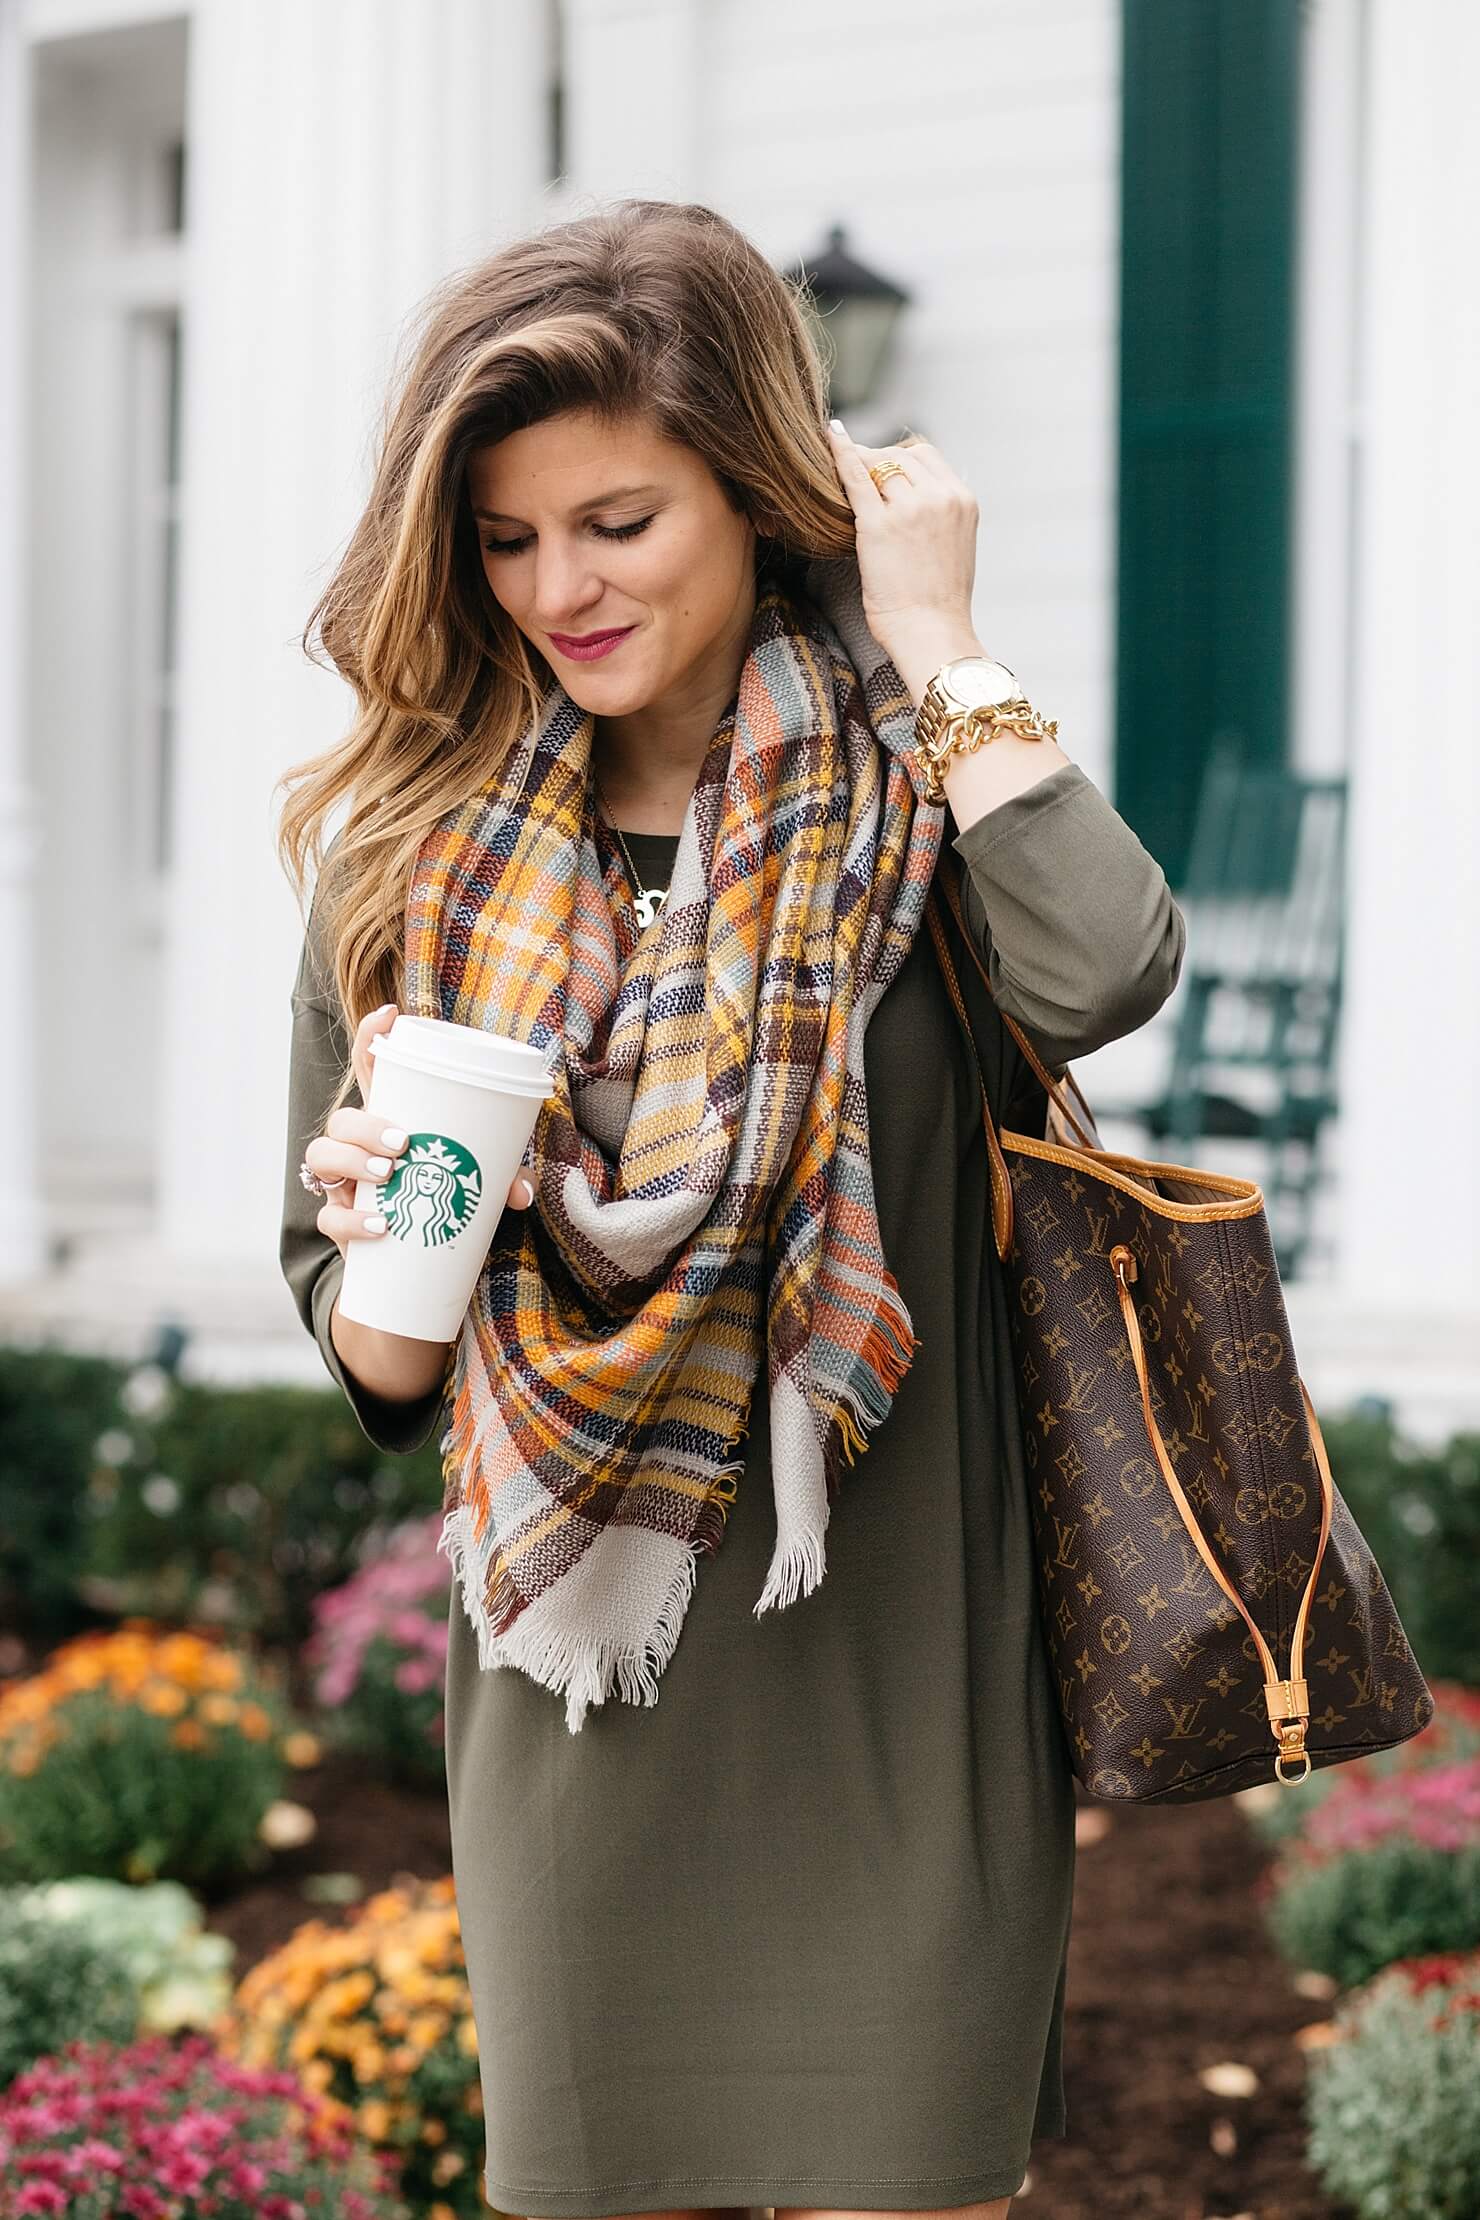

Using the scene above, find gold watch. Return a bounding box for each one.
[914,655,1059,805]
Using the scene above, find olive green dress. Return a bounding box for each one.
[279,761,1185,2216]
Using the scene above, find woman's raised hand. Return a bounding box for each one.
[824,418,985,702]
[302,1003,536,1259]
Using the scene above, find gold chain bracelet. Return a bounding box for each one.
[914,697,1061,806]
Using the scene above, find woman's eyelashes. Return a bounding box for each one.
[481,516,655,557]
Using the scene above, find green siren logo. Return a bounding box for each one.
[379,1133,482,1248]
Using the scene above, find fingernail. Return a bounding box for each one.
[365,1155,392,1177]
[364,1213,387,1234]
[377,1004,396,1017]
[829,417,848,436]
[518,1176,535,1205]
[380,1126,408,1150]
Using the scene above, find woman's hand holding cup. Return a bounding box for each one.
[304,1003,537,1259]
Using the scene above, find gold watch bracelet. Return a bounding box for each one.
[914,692,1060,807]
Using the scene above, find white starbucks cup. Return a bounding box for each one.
[337,1015,556,1343]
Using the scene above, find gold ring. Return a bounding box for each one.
[868,461,910,492]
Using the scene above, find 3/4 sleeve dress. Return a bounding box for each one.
[279,759,1186,2218]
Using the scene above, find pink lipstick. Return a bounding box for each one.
[548,625,636,662]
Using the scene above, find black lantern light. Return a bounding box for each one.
[783,223,911,416]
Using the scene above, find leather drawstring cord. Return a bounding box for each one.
[1109,1242,1328,1782]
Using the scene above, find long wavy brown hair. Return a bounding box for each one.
[274,197,857,1119]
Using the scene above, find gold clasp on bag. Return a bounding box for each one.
[1267,1681,1313,1784]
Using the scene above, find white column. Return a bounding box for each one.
[1290,0,1364,783]
[160,0,547,1267]
[562,0,702,199]
[1326,0,1480,1388]
[0,0,43,1285]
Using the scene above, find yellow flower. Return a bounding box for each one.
[420,2117,447,2146]
[456,2015,479,2057]
[169,1718,210,1751]
[374,1941,417,1982]
[357,2099,392,2141]
[156,1633,210,1678]
[320,1970,375,2019]
[280,1730,322,1767]
[199,1692,239,1726]
[139,1681,188,1716]
[365,1888,411,1922]
[237,1703,272,1741]
[431,2148,465,2184]
[408,2011,448,2054]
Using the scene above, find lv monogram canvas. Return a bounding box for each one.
[927,866,1435,1805]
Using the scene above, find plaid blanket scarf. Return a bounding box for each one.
[400,551,947,1731]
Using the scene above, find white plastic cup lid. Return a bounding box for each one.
[370,1015,555,1097]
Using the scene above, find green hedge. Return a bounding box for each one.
[0,1347,127,1643]
[0,1345,445,1659]
[1317,1407,1480,1689]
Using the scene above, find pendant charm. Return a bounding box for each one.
[633,887,667,928]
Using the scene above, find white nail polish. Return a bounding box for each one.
[364,1213,386,1234]
[365,1155,392,1176]
[380,1127,408,1150]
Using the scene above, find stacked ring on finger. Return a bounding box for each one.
[298,1158,352,1198]
[867,460,910,491]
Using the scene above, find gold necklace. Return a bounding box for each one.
[590,765,671,930]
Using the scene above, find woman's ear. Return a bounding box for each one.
[753,515,789,582]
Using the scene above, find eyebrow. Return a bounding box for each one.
[471,483,664,525]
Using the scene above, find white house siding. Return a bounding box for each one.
[0,0,1474,1433]
[1298,0,1480,1435]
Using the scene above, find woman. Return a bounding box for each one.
[277,199,1185,2220]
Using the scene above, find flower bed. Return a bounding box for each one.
[213,1873,487,2220]
[303,1514,448,1787]
[0,1897,137,2093]
[1260,1756,1480,1987]
[0,2028,400,2217]
[0,1624,292,1886]
[1305,1947,1480,2219]
[4,1878,234,2035]
[1240,1679,1480,1848]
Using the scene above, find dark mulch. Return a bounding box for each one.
[194,1749,453,1967]
[1026,1786,1340,2220]
[190,1754,1339,2219]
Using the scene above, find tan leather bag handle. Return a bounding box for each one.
[933,861,1100,1143]
[925,865,1098,1260]
[1109,1241,1327,1779]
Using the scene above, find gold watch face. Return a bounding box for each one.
[939,656,1019,712]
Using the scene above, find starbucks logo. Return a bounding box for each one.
[378,1133,483,1249]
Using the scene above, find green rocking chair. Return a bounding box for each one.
[1112,741,1347,1279]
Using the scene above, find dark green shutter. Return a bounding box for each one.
[1115,0,1301,884]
